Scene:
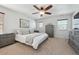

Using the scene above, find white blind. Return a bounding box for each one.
[73,19,79,29]
[57,19,68,30]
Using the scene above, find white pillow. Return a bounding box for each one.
[16,28,29,35]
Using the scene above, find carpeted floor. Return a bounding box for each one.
[0,38,76,55]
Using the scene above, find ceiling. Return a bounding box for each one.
[1,4,79,19]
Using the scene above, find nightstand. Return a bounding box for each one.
[34,30,39,33]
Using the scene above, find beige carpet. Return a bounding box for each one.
[0,38,76,55]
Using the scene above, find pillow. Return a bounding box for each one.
[16,28,29,35]
[29,28,34,33]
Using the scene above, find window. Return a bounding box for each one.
[0,12,5,33]
[57,19,68,30]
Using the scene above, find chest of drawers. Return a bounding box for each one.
[0,33,15,48]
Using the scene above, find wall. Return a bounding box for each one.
[36,13,73,39]
[29,19,36,33]
[0,5,32,33]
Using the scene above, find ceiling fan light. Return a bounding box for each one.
[39,11,44,15]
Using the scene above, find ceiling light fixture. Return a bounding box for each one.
[39,11,45,16]
[39,11,44,15]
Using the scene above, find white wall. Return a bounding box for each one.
[0,5,30,33]
[29,19,36,33]
[36,13,73,39]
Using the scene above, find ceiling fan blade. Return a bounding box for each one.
[32,12,39,14]
[44,5,52,11]
[45,12,51,15]
[33,5,40,10]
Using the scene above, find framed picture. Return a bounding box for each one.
[19,19,30,28]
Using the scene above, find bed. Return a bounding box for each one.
[15,33,48,49]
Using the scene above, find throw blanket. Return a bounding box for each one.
[25,33,42,44]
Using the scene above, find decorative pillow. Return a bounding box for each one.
[16,28,29,35]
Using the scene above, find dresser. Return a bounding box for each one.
[0,33,15,48]
[45,24,54,37]
[68,30,79,54]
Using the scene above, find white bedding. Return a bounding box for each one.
[15,33,48,49]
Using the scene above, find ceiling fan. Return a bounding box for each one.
[32,5,53,16]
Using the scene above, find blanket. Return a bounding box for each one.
[25,33,42,44]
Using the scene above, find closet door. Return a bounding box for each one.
[0,12,5,33]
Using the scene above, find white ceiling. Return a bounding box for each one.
[1,4,79,19]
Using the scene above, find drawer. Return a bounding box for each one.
[74,37,79,42]
[0,34,15,38]
[0,37,15,43]
[69,40,79,50]
[0,38,15,47]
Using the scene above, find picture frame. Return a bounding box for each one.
[19,19,30,28]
